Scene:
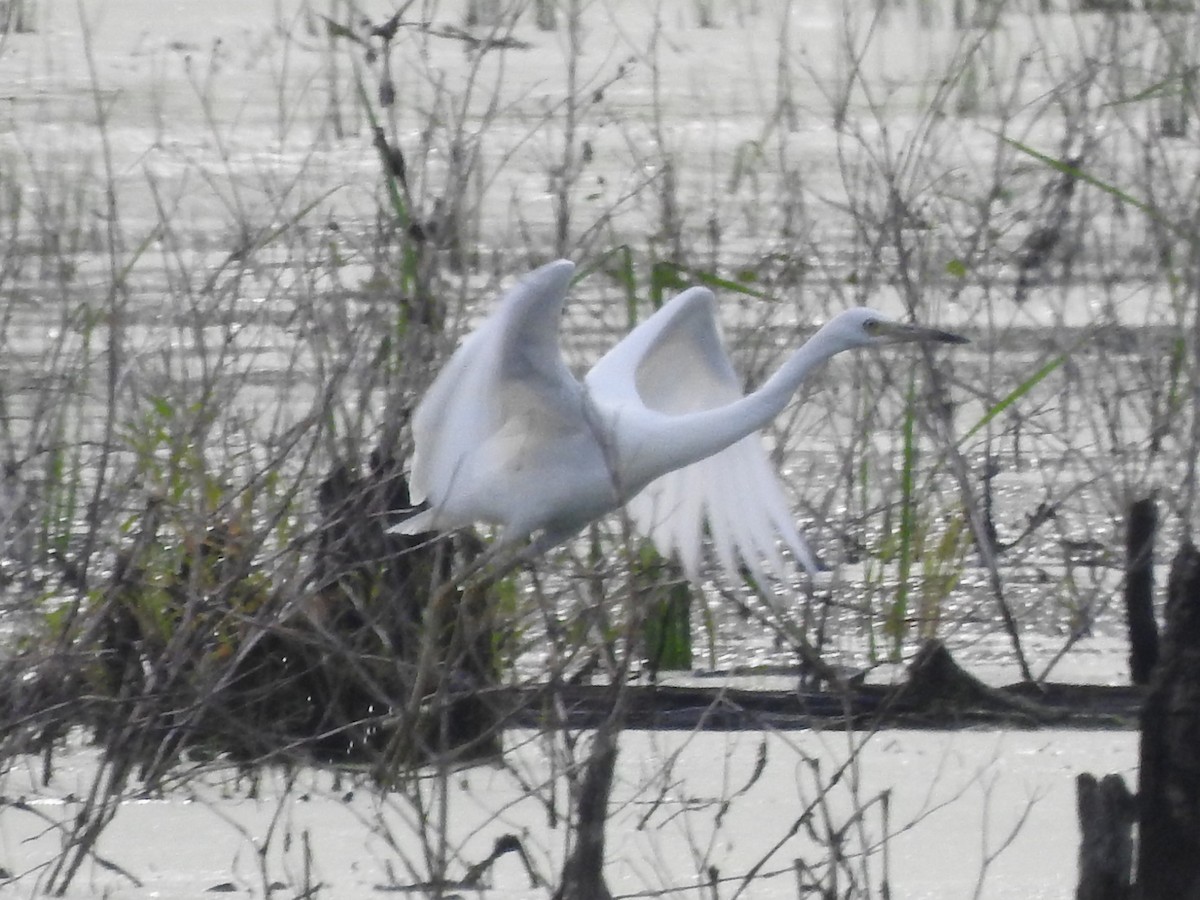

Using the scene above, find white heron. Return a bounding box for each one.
[390,259,966,583]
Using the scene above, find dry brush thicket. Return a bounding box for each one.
[0,0,1196,895]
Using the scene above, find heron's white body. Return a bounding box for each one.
[394,260,964,582]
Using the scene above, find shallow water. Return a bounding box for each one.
[2,0,1178,667]
[0,2,1186,896]
[3,728,1138,899]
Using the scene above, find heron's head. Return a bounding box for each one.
[825,308,968,350]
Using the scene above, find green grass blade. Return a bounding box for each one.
[961,353,1066,444]
[651,260,768,299]
[579,245,644,328]
[999,135,1165,226]
[350,58,421,299]
[886,372,919,656]
[1102,68,1197,107]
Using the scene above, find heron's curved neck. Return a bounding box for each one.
[634,326,850,479]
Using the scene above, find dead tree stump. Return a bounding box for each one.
[1125,497,1159,685]
[1076,772,1134,900]
[895,640,1055,722]
[554,723,618,900]
[1136,540,1200,899]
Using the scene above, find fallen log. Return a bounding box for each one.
[487,642,1142,734]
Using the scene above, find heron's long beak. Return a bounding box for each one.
[876,320,969,345]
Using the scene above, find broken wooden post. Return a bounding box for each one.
[1075,772,1134,900]
[554,723,618,900]
[1125,497,1159,685]
[1136,540,1200,898]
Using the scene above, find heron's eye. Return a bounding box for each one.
[862,318,882,336]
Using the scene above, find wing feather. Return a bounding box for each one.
[407,260,578,519]
[595,288,820,581]
[628,434,818,584]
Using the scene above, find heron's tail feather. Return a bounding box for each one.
[387,507,436,535]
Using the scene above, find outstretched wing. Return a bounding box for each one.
[403,260,580,531]
[588,287,819,583]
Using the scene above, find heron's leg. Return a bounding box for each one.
[521,523,584,562]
